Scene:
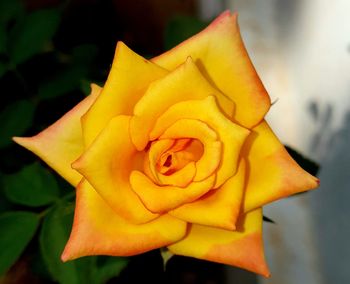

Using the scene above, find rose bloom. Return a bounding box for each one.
[14,11,319,276]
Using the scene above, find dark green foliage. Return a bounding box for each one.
[93,256,129,284]
[37,44,99,100]
[3,163,60,207]
[0,211,39,275]
[0,0,24,24]
[0,100,35,148]
[40,203,86,284]
[8,9,61,65]
[37,66,88,100]
[164,15,208,50]
[0,25,6,54]
[40,203,128,284]
[0,2,127,281]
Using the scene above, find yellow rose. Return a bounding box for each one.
[13,11,319,276]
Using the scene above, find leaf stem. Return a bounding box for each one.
[38,191,75,219]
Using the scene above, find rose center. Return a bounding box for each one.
[156,138,203,176]
[162,154,173,168]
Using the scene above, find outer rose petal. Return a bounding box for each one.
[61,179,187,261]
[152,11,271,128]
[169,159,246,230]
[151,96,250,187]
[13,84,101,186]
[130,57,234,150]
[82,42,168,147]
[72,115,158,224]
[243,121,320,212]
[168,208,270,277]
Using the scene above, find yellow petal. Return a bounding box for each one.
[243,121,320,212]
[130,171,216,214]
[168,208,270,277]
[147,139,196,187]
[82,42,168,147]
[73,115,158,224]
[130,57,234,150]
[151,96,250,187]
[170,159,246,230]
[152,11,271,128]
[61,179,187,261]
[13,84,101,186]
[148,139,174,180]
[157,162,197,188]
[159,118,222,182]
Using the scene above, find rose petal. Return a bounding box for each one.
[61,179,187,261]
[169,159,246,230]
[130,57,234,150]
[13,84,100,186]
[151,96,250,187]
[157,139,199,175]
[81,42,168,147]
[168,208,270,277]
[72,115,158,224]
[159,118,222,182]
[152,11,271,128]
[148,139,174,179]
[148,139,196,187]
[130,171,216,214]
[157,162,197,188]
[242,121,320,212]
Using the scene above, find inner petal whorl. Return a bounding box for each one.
[145,137,202,188]
[159,118,222,182]
[157,138,204,176]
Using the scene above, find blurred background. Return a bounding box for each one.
[0,0,349,283]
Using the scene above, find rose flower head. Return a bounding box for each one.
[13,11,319,276]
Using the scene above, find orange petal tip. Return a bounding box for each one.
[211,10,236,24]
[60,249,70,262]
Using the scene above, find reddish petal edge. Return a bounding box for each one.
[61,179,187,261]
[168,209,270,277]
[13,85,100,186]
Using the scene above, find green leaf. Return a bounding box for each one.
[93,257,129,284]
[0,99,35,148]
[71,44,98,65]
[3,163,60,207]
[40,202,95,284]
[0,0,24,24]
[40,203,78,284]
[0,211,39,275]
[37,66,87,99]
[9,9,60,65]
[80,79,92,96]
[30,249,52,280]
[0,187,13,214]
[164,15,208,50]
[40,202,129,284]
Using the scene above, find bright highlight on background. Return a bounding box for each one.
[198,0,350,283]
